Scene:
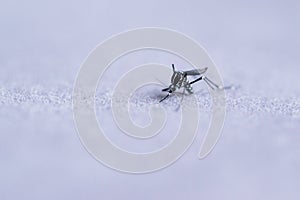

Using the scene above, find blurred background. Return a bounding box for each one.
[0,0,300,199]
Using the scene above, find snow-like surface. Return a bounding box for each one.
[1,0,300,199]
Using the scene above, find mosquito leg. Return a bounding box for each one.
[159,93,170,103]
[190,76,223,90]
[179,87,186,104]
[203,76,223,90]
[190,76,203,85]
[162,87,170,92]
[203,78,215,90]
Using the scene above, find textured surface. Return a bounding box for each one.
[1,84,299,118]
[1,0,300,200]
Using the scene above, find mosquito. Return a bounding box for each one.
[160,64,223,102]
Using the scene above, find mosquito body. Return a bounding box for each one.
[160,64,222,102]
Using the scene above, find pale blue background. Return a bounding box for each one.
[0,0,300,199]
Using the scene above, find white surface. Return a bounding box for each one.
[1,0,300,199]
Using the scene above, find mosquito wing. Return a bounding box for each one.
[184,67,208,76]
